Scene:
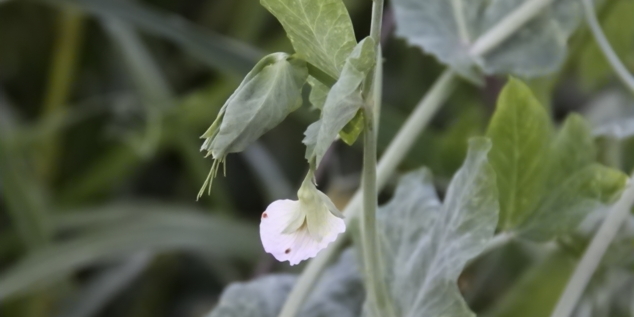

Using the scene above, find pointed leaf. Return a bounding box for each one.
[312,37,376,166]
[487,78,551,231]
[260,0,357,79]
[378,137,499,317]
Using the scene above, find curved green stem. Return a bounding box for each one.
[581,0,634,94]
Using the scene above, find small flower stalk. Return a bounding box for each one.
[260,169,345,265]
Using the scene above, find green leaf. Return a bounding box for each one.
[308,77,329,110]
[207,249,363,317]
[391,0,581,79]
[378,137,498,317]
[518,114,627,240]
[201,53,308,159]
[260,0,356,79]
[311,37,376,166]
[486,78,551,231]
[521,164,628,241]
[547,114,596,188]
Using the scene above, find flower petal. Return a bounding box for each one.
[260,200,345,265]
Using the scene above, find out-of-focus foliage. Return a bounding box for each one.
[2,0,634,316]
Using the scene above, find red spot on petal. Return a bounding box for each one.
[262,212,268,219]
[285,248,291,254]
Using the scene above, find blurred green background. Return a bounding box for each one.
[0,0,633,316]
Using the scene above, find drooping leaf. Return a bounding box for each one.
[201,53,308,159]
[378,137,499,317]
[260,0,357,79]
[487,78,551,231]
[206,249,364,317]
[391,0,581,79]
[311,37,376,166]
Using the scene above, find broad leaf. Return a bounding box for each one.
[201,53,308,159]
[391,0,581,79]
[378,137,499,317]
[260,0,357,79]
[311,37,376,166]
[207,249,363,317]
[487,78,551,231]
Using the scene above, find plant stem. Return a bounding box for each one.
[369,0,384,45]
[469,0,553,57]
[581,0,634,95]
[550,178,634,317]
[277,69,457,317]
[279,0,555,312]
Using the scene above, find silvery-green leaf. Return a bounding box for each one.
[260,0,356,79]
[206,249,363,317]
[201,53,308,159]
[308,77,330,110]
[303,120,321,161]
[208,275,296,317]
[378,137,498,317]
[312,37,376,166]
[487,78,551,231]
[392,0,581,79]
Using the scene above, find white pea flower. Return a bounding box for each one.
[259,172,345,265]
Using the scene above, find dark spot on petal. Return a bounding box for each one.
[262,212,268,219]
[285,248,291,254]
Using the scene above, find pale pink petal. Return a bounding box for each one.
[260,200,345,266]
